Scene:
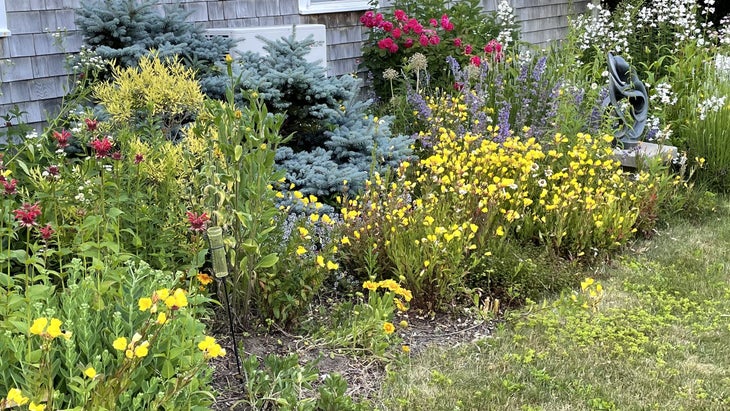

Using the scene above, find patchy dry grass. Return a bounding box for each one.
[378,199,730,410]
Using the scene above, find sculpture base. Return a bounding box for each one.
[613,142,678,169]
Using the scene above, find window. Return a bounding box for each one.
[0,0,9,37]
[298,0,371,15]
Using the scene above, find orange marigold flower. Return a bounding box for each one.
[197,273,213,286]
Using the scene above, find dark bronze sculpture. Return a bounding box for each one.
[606,52,648,148]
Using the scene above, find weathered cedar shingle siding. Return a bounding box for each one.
[0,0,588,126]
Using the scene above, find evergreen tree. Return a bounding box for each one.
[76,0,233,95]
[233,33,414,199]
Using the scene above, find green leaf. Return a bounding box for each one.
[242,240,258,253]
[16,159,30,176]
[255,253,279,269]
[234,145,243,161]
[161,359,176,379]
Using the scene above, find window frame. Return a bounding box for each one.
[298,0,372,15]
[0,0,10,38]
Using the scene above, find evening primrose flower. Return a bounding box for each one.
[84,366,97,379]
[164,289,188,310]
[134,341,150,358]
[113,337,127,351]
[156,312,167,325]
[6,388,28,406]
[138,297,153,311]
[296,246,307,256]
[29,317,63,339]
[326,260,339,270]
[198,336,226,359]
[29,402,45,411]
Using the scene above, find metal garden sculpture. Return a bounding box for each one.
[606,52,649,149]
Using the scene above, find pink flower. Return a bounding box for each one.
[464,44,473,55]
[429,18,438,27]
[388,43,399,53]
[394,9,407,22]
[85,118,99,132]
[360,11,375,27]
[13,202,42,228]
[90,136,113,159]
[52,129,71,149]
[419,35,429,47]
[111,151,123,161]
[454,82,464,91]
[403,38,414,48]
[186,211,210,233]
[454,38,462,47]
[407,18,423,34]
[392,28,402,39]
[2,178,17,195]
[484,43,493,53]
[429,35,440,45]
[381,21,393,32]
[470,55,482,67]
[44,165,60,181]
[377,37,393,50]
[440,15,453,31]
[38,224,54,241]
[134,153,145,164]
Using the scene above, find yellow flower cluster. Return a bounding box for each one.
[198,336,226,359]
[4,389,44,410]
[138,288,188,313]
[29,317,70,340]
[113,333,150,359]
[362,279,413,302]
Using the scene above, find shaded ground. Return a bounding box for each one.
[209,312,498,410]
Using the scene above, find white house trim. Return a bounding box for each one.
[298,0,371,15]
[0,1,10,37]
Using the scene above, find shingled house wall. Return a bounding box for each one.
[0,0,589,126]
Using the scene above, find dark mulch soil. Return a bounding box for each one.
[209,312,498,410]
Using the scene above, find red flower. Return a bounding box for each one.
[419,35,429,47]
[85,118,99,132]
[454,38,462,47]
[470,55,482,67]
[52,129,71,149]
[90,136,113,159]
[2,178,17,195]
[392,27,402,39]
[394,9,407,22]
[453,82,464,91]
[464,44,473,55]
[186,211,210,233]
[429,35,440,45]
[403,38,414,48]
[429,18,438,27]
[134,153,145,164]
[38,223,54,240]
[381,21,393,32]
[13,202,42,228]
[111,151,123,161]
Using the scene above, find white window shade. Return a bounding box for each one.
[298,0,371,15]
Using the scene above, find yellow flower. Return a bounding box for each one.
[401,345,411,353]
[198,336,226,358]
[138,297,153,312]
[6,388,28,406]
[326,260,339,270]
[46,318,62,338]
[496,226,505,236]
[399,320,408,328]
[298,227,309,237]
[363,281,378,291]
[84,366,97,379]
[134,341,150,358]
[316,255,325,268]
[296,246,307,256]
[321,214,332,224]
[340,236,351,245]
[225,54,233,63]
[310,213,320,222]
[383,322,395,334]
[156,312,167,325]
[113,337,127,351]
[29,402,45,411]
[29,318,48,336]
[395,298,407,312]
[197,273,213,286]
[125,349,134,359]
[155,288,170,301]
[581,277,595,291]
[164,289,188,310]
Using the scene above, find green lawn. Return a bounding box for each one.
[378,199,730,410]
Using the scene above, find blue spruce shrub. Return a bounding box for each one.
[76,0,232,95]
[232,32,413,200]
